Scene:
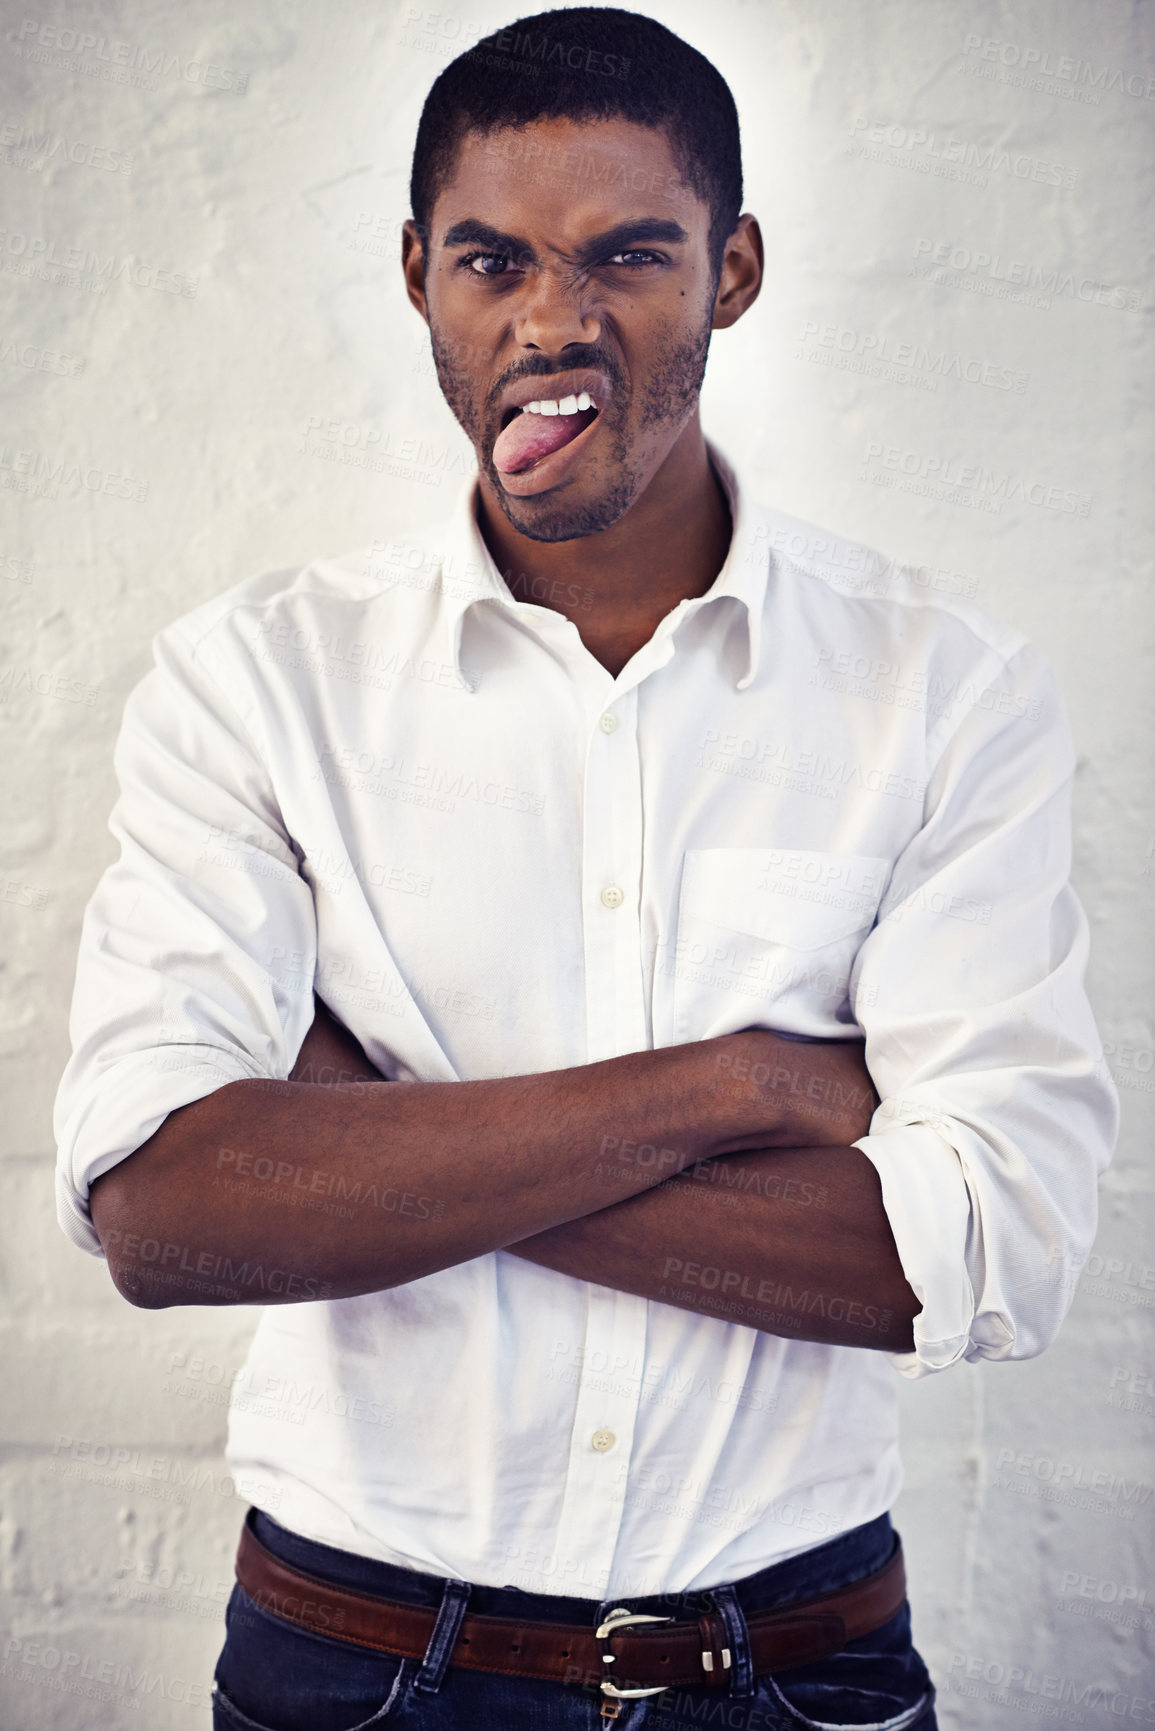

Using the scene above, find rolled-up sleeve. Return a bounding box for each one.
[850,640,1119,1378]
[53,620,318,1257]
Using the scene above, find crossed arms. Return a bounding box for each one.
[66,619,1118,1377]
[89,996,920,1352]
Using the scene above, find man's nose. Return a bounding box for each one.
[514,270,601,351]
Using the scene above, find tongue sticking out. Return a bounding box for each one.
[493,407,597,475]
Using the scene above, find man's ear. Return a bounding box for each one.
[712,213,763,332]
[402,219,431,324]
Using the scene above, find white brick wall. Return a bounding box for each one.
[2,2,1151,1725]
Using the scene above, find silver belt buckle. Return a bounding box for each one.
[595,1606,675,1699]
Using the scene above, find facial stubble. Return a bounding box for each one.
[429,304,715,543]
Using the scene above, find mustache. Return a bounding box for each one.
[488,350,622,412]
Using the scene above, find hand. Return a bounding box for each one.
[289,997,387,1087]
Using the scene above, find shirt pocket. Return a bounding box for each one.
[666,848,890,1042]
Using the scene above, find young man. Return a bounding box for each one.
[55,9,1117,1728]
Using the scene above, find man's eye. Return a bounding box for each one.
[457,249,663,275]
[460,252,511,276]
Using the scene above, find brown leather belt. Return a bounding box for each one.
[235,1518,907,1697]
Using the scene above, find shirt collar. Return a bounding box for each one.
[437,439,768,692]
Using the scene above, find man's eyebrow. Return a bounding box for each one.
[441,219,529,254]
[440,217,690,260]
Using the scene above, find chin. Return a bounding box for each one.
[495,475,638,543]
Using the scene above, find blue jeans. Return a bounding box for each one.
[212,1509,937,1729]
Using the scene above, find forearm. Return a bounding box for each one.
[91,1039,724,1308]
[90,1006,867,1310]
[507,1146,919,1352]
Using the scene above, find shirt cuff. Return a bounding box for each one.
[55,1043,270,1257]
[853,1119,977,1379]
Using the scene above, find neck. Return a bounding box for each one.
[475,417,733,678]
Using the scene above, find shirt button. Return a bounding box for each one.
[591,1429,617,1453]
[600,886,624,910]
[599,713,619,734]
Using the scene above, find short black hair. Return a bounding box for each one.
[409,7,742,282]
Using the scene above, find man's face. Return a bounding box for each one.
[404,117,724,542]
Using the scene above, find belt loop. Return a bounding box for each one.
[411,1578,471,1696]
[709,1583,755,1697]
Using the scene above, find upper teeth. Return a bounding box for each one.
[522,391,595,416]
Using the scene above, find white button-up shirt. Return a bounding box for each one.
[54,444,1118,1597]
